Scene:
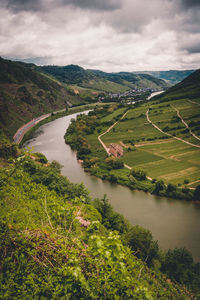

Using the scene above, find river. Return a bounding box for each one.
[24,112,200,261]
[147,90,164,100]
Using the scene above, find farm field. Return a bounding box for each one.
[93,99,200,187]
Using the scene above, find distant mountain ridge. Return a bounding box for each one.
[156,69,200,101]
[42,65,170,91]
[134,70,195,84]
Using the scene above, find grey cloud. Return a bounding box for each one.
[187,45,200,54]
[1,0,121,12]
[0,0,41,12]
[180,37,200,54]
[63,0,122,11]
[181,0,200,9]
[102,0,173,34]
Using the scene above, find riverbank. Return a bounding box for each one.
[64,105,200,202]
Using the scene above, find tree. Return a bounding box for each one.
[93,195,128,233]
[166,183,176,195]
[124,225,159,267]
[153,180,165,195]
[161,248,194,284]
[109,174,118,183]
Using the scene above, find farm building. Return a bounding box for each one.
[109,143,124,157]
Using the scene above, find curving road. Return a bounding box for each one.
[13,108,67,145]
[13,114,51,144]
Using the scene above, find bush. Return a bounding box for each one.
[0,143,18,159]
[34,152,48,164]
[105,157,124,170]
[131,169,147,181]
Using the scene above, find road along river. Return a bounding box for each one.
[24,112,200,262]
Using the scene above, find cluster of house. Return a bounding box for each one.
[98,88,160,103]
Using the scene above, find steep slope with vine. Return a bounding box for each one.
[0,153,196,299]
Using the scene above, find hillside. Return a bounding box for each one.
[134,70,195,84]
[0,57,83,139]
[157,69,200,102]
[0,151,197,299]
[42,65,169,96]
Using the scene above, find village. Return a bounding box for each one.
[98,87,161,104]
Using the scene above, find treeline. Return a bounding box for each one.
[0,153,199,298]
[64,106,200,202]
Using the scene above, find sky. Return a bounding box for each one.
[0,0,200,72]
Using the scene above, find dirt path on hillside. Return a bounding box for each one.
[98,110,129,155]
[146,109,200,149]
[135,139,173,147]
[171,104,200,142]
[188,100,200,106]
[187,179,200,187]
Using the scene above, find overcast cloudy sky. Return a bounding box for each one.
[0,0,200,71]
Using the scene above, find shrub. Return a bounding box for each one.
[131,169,147,181]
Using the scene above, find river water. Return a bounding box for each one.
[147,90,164,100]
[24,112,200,261]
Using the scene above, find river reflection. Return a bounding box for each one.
[24,112,200,261]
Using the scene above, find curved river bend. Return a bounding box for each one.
[24,112,200,261]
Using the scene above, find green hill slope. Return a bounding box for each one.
[0,57,83,139]
[157,69,200,102]
[0,154,196,299]
[42,65,169,94]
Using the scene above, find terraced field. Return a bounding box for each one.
[94,99,200,187]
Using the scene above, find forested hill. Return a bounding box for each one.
[156,69,200,102]
[0,57,83,138]
[42,64,169,90]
